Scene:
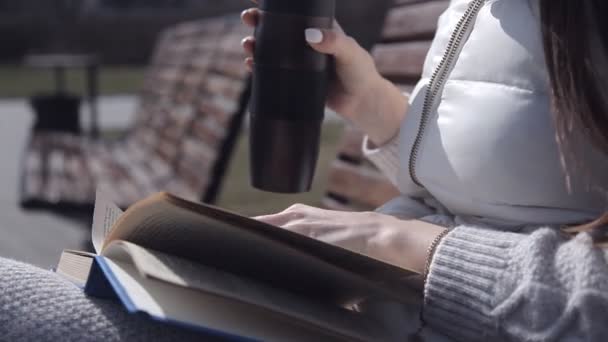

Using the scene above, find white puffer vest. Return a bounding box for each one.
[393,0,608,226]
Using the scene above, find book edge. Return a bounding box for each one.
[92,256,260,342]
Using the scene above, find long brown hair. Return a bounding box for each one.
[540,0,608,245]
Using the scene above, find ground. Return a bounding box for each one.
[0,96,136,268]
[0,91,344,268]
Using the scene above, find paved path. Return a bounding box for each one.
[0,96,135,268]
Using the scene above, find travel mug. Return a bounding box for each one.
[249,0,335,193]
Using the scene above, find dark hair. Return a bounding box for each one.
[540,0,608,243]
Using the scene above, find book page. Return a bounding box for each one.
[56,250,96,286]
[103,241,386,342]
[103,193,418,305]
[92,188,124,253]
[102,257,352,342]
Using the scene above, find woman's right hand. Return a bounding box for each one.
[241,7,409,146]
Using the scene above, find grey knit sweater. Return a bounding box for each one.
[0,257,224,342]
[425,226,608,341]
[372,194,608,341]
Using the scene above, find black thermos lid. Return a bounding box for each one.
[249,0,335,193]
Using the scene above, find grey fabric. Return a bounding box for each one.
[424,226,608,342]
[372,197,608,342]
[0,257,451,342]
[0,258,225,342]
[3,231,605,342]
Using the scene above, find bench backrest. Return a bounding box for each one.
[323,0,449,211]
[138,18,235,106]
[19,15,252,210]
[121,16,251,203]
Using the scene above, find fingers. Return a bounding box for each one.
[241,36,254,72]
[241,8,260,28]
[241,7,258,72]
[241,35,255,72]
[254,211,297,227]
[240,11,355,71]
[254,213,286,226]
[245,57,254,72]
[241,36,255,56]
[254,204,311,227]
[305,28,358,65]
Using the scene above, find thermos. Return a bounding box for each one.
[249,0,335,193]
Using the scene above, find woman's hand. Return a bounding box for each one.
[255,204,447,274]
[241,7,409,146]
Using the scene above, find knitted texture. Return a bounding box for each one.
[362,134,401,187]
[365,131,608,341]
[426,226,608,342]
[0,258,226,342]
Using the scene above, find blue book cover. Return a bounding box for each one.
[85,256,257,342]
[82,253,380,342]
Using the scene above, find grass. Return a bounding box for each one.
[218,121,345,216]
[0,65,145,98]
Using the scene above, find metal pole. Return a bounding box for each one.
[202,78,251,204]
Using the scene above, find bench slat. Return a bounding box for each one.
[392,0,443,6]
[322,197,360,212]
[201,73,245,101]
[382,1,449,42]
[373,41,431,83]
[211,57,250,80]
[196,98,238,127]
[337,126,366,161]
[327,160,400,209]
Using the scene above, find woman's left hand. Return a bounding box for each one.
[255,204,446,274]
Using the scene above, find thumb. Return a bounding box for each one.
[305,28,357,64]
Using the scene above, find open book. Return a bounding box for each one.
[56,190,421,341]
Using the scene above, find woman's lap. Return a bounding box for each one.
[0,257,222,342]
[0,257,453,342]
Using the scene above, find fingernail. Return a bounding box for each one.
[305,28,323,44]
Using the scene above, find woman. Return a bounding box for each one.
[244,0,608,341]
[1,0,607,341]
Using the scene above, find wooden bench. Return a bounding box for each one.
[20,15,251,212]
[323,0,449,211]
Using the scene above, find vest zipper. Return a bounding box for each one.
[408,0,485,187]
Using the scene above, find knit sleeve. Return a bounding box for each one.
[362,134,401,186]
[361,89,413,187]
[423,225,608,341]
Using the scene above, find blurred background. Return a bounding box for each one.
[0,0,391,267]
